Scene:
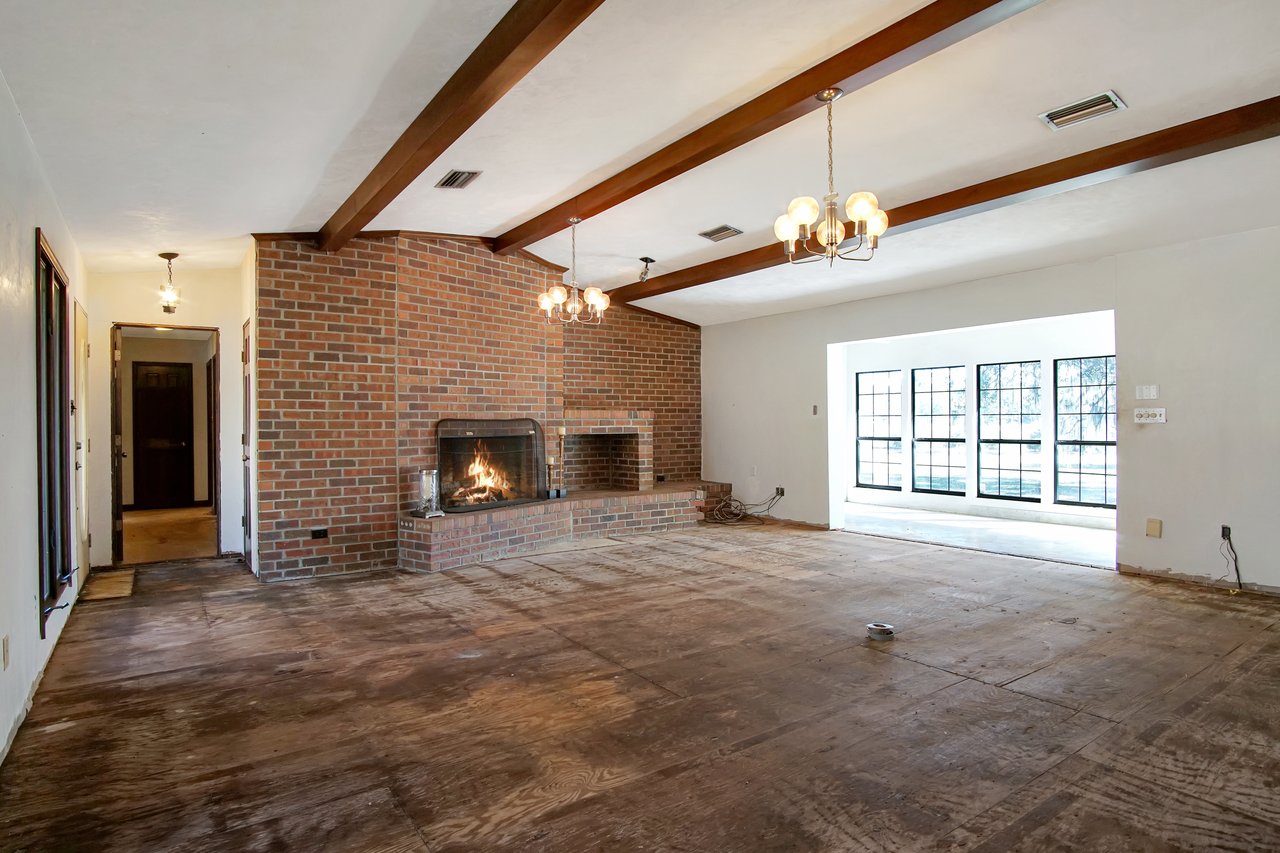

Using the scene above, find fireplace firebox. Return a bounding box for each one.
[437,418,547,513]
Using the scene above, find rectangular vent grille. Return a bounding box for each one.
[1039,90,1126,130]
[435,169,482,189]
[698,224,743,242]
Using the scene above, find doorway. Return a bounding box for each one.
[111,324,220,565]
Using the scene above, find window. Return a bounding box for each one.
[1055,355,1117,507]
[978,361,1042,500]
[912,366,966,494]
[35,230,72,635]
[855,370,902,489]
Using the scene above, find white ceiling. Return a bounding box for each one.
[0,0,516,270]
[2,0,1278,324]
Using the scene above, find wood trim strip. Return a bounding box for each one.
[318,0,605,253]
[492,0,1042,255]
[611,95,1280,304]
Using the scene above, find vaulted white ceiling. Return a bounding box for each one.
[2,0,1278,324]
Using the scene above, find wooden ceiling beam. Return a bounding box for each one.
[492,0,1043,256]
[611,94,1280,304]
[319,0,605,253]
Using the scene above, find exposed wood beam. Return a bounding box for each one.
[612,95,1280,304]
[492,0,1043,255]
[319,0,605,252]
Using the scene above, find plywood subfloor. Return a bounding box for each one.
[2,528,1278,851]
[123,506,217,564]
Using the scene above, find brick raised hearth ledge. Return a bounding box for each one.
[398,485,704,573]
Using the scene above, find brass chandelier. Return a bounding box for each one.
[536,217,609,324]
[774,88,889,265]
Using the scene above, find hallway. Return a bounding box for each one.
[123,507,217,564]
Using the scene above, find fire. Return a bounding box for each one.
[450,444,514,505]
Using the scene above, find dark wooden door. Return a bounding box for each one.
[133,362,194,509]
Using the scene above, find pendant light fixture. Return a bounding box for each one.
[158,252,180,313]
[774,88,888,265]
[536,217,609,324]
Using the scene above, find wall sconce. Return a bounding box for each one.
[158,251,180,314]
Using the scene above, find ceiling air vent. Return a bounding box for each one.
[435,169,482,189]
[1039,90,1126,131]
[698,224,743,242]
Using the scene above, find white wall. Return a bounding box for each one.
[0,69,86,761]
[120,335,214,504]
[86,267,246,563]
[831,311,1115,526]
[704,227,1280,591]
[1112,229,1280,592]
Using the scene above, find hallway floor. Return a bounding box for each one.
[2,526,1277,850]
[843,502,1116,568]
[123,506,217,564]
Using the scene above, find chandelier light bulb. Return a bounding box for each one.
[773,214,800,243]
[866,209,890,238]
[787,196,821,227]
[598,292,610,311]
[566,294,583,314]
[548,284,568,305]
[583,286,604,308]
[537,292,554,311]
[845,192,879,221]
[815,218,845,247]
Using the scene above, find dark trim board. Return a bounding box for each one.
[612,95,1280,304]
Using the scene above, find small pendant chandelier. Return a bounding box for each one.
[774,88,889,266]
[158,251,180,313]
[537,217,609,324]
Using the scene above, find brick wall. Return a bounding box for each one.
[564,306,701,481]
[255,234,702,580]
[256,237,400,581]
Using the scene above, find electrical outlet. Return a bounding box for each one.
[1221,524,1231,540]
[775,486,785,497]
[2,635,8,671]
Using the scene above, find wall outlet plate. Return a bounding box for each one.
[1134,407,1166,424]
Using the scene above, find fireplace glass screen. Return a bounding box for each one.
[437,418,546,512]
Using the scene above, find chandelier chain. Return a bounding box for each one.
[570,220,577,282]
[826,101,834,197]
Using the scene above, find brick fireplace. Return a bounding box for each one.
[255,233,703,581]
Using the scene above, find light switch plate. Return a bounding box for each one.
[1145,518,1163,538]
[1135,384,1160,400]
[1134,407,1166,423]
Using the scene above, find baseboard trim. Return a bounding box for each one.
[1118,563,1280,597]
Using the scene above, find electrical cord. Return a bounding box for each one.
[704,492,783,524]
[1221,532,1243,591]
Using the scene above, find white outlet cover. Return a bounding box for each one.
[1134,407,1167,423]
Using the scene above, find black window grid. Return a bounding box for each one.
[911,366,966,495]
[977,360,1042,502]
[855,370,903,490]
[1053,355,1118,508]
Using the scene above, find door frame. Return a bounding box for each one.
[73,302,89,586]
[110,322,221,565]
